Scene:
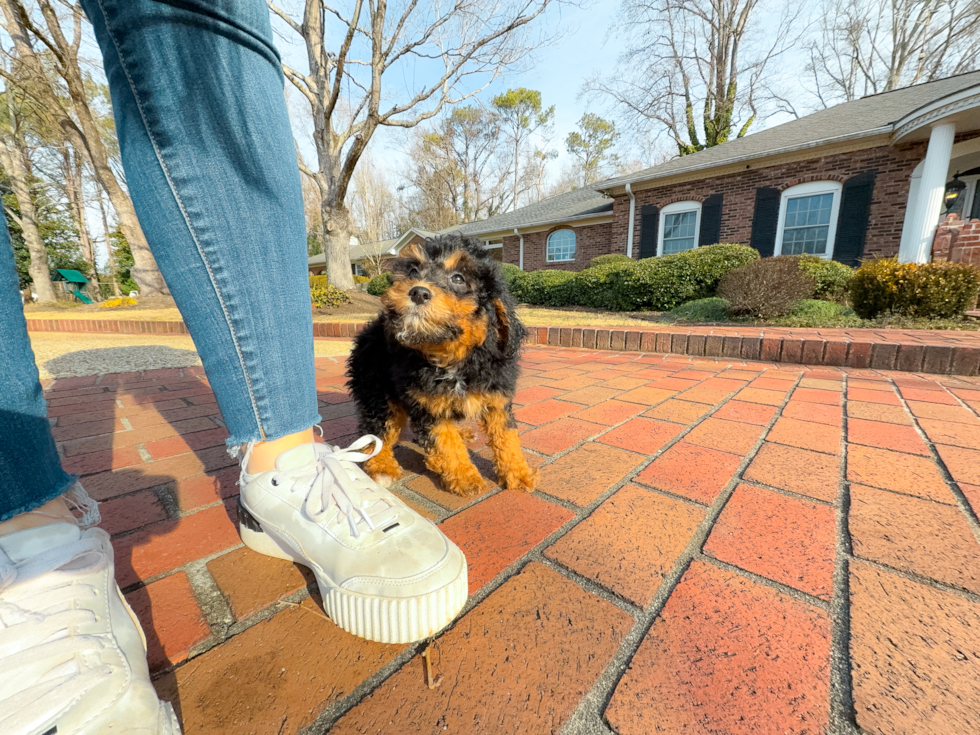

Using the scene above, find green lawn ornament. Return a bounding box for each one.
[52,269,94,304]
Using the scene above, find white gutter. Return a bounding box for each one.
[514,228,524,270]
[625,183,636,258]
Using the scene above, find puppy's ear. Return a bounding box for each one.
[492,295,525,358]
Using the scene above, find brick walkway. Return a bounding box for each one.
[43,350,980,734]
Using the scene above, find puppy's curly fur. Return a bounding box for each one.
[346,233,538,497]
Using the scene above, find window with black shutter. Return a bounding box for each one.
[749,187,780,257]
[698,193,724,246]
[639,204,659,259]
[833,171,877,266]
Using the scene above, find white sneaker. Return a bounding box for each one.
[238,437,468,644]
[0,522,180,735]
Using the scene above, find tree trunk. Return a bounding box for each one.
[1,0,166,297]
[323,201,355,289]
[0,137,57,302]
[65,149,94,266]
[98,188,121,297]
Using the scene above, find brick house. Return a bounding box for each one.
[448,71,980,270]
[314,229,436,277]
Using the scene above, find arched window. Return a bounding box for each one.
[546,229,576,262]
[658,201,701,255]
[775,181,843,258]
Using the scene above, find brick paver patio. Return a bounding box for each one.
[43,348,980,734]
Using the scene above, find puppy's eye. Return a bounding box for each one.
[408,267,420,279]
[450,274,465,285]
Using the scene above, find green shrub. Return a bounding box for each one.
[790,299,847,319]
[606,243,760,311]
[366,272,393,296]
[718,256,817,319]
[793,255,853,302]
[670,297,731,322]
[589,253,632,268]
[508,268,576,306]
[311,283,351,308]
[850,258,980,319]
[309,274,328,288]
[499,262,524,292]
[353,274,370,284]
[567,259,638,308]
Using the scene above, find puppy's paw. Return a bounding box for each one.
[364,454,402,488]
[501,465,539,493]
[443,472,489,498]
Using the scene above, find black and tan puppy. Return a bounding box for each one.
[346,233,538,497]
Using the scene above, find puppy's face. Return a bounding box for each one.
[382,241,488,364]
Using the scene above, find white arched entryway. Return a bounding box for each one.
[894,85,980,262]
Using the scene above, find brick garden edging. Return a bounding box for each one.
[25,317,980,375]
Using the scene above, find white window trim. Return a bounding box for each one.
[546,229,577,262]
[775,181,843,259]
[657,201,702,256]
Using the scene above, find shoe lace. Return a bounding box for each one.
[272,436,399,539]
[0,532,112,732]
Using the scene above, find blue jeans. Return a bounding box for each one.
[0,0,319,522]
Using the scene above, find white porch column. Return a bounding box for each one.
[902,122,956,263]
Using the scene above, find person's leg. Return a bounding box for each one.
[0,222,76,523]
[81,0,466,646]
[81,0,319,455]
[0,218,178,733]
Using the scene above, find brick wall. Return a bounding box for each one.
[502,222,614,271]
[610,142,940,262]
[932,212,980,266]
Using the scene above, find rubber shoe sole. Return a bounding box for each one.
[237,500,467,643]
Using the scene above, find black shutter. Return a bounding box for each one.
[833,171,877,266]
[699,193,724,246]
[638,204,659,259]
[749,187,781,258]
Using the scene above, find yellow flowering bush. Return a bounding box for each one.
[850,258,980,319]
[99,297,138,309]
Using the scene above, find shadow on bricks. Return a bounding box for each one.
[44,361,254,726]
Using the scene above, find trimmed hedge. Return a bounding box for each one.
[309,274,328,288]
[311,283,351,308]
[589,253,632,268]
[603,243,760,311]
[508,269,576,306]
[794,255,853,302]
[850,258,980,319]
[499,262,523,291]
[507,243,760,311]
[366,272,393,296]
[718,256,816,319]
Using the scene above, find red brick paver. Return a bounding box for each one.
[39,353,980,734]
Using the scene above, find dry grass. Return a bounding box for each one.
[26,302,660,328]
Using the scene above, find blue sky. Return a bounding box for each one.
[275,1,623,185]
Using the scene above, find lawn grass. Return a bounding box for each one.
[25,297,978,331]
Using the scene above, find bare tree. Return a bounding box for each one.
[400,105,514,227]
[348,151,400,246]
[587,0,799,156]
[268,0,556,289]
[0,75,56,301]
[807,0,980,106]
[0,0,166,295]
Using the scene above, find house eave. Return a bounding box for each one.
[458,211,614,240]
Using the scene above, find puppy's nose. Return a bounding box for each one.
[409,286,432,305]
